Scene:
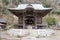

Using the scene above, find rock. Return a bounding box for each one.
[29,30,38,37]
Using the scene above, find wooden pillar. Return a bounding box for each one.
[40,17,42,24]
[35,13,37,29]
[17,17,20,28]
[18,16,22,27]
[23,13,25,29]
[18,17,20,24]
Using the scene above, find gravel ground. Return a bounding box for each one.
[0,30,60,40]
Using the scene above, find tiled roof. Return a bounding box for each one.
[0,18,6,24]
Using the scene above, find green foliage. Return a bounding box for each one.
[0,6,2,12]
[2,0,22,5]
[42,0,51,7]
[52,10,60,15]
[2,0,9,5]
[12,0,18,5]
[45,16,56,26]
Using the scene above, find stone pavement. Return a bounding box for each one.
[0,30,60,40]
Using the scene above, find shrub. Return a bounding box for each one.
[44,16,56,26]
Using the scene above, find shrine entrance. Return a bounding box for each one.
[25,16,35,29]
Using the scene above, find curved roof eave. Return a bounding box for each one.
[8,8,52,11]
